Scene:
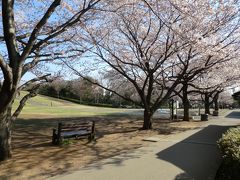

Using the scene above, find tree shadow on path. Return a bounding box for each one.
[156,125,237,180]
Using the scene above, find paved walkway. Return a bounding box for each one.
[49,111,240,180]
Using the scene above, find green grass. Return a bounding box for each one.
[13,91,139,119]
[13,91,231,119]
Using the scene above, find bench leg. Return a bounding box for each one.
[88,133,95,141]
[52,129,57,145]
[57,137,62,145]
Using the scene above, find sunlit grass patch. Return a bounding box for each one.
[13,91,139,119]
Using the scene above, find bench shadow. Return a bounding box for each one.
[156,125,236,180]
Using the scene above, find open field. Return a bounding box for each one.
[0,93,231,179]
[13,92,140,119]
[14,92,229,119]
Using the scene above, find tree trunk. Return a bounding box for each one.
[204,93,210,114]
[0,82,15,161]
[214,93,219,111]
[182,83,190,121]
[0,108,12,161]
[142,109,153,130]
[183,100,190,121]
[212,92,220,116]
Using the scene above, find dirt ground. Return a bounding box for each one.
[0,116,205,180]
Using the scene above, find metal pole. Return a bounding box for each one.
[171,99,174,120]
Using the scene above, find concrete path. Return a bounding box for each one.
[49,111,240,180]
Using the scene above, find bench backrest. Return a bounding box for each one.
[58,121,95,134]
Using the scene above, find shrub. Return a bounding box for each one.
[218,127,240,162]
[216,127,240,180]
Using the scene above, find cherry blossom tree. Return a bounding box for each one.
[65,0,240,126]
[70,77,102,103]
[0,0,101,161]
[220,90,235,108]
[176,57,240,120]
[146,0,240,120]
[66,1,195,129]
[189,60,240,115]
[51,77,66,99]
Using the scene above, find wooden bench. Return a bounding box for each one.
[52,121,95,145]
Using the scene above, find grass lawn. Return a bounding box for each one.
[13,91,140,119]
[13,91,231,119]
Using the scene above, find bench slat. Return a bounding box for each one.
[62,130,91,138]
[62,123,91,127]
[61,127,91,131]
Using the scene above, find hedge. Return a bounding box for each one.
[216,127,240,180]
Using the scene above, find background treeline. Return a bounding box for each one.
[37,76,236,109]
[38,77,135,108]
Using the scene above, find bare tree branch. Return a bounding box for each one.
[20,0,62,61]
[18,74,51,91]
